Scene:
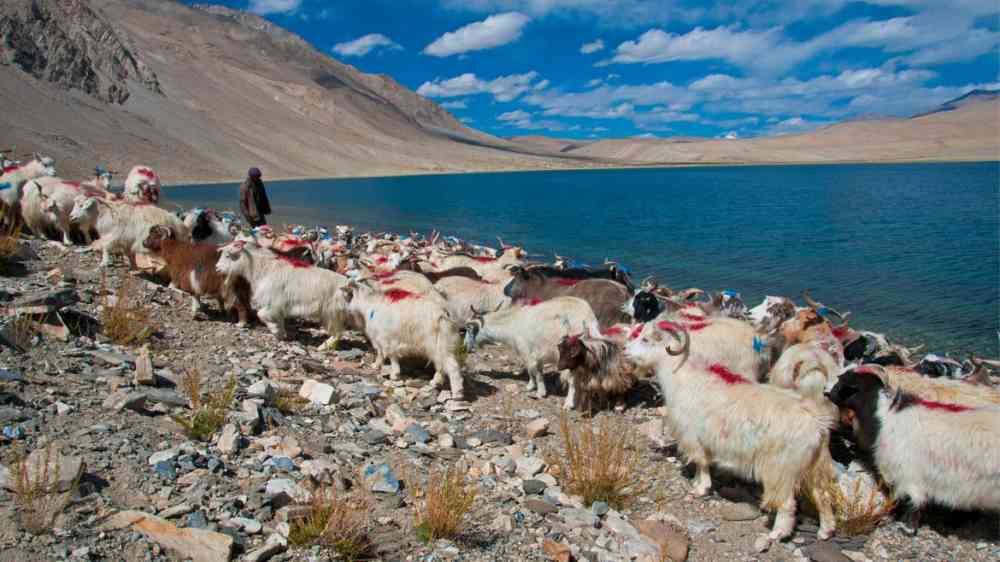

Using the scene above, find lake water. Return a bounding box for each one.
[164,162,1000,357]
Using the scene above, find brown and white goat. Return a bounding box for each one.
[557,334,638,412]
[143,226,252,325]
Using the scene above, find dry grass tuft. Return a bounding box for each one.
[549,414,642,509]
[100,274,155,345]
[288,486,373,560]
[411,462,477,543]
[10,446,81,534]
[2,311,36,350]
[172,371,236,441]
[819,476,897,536]
[0,225,19,259]
[275,388,309,415]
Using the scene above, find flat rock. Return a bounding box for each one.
[803,542,853,562]
[364,463,400,494]
[720,502,762,521]
[636,519,690,562]
[524,498,559,515]
[104,510,232,562]
[103,390,146,413]
[525,417,550,438]
[522,479,546,495]
[559,507,599,529]
[301,459,338,484]
[515,456,544,478]
[299,379,334,405]
[469,429,513,446]
[134,346,155,386]
[244,534,287,562]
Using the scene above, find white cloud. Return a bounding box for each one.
[580,39,604,54]
[585,78,603,87]
[248,0,301,15]
[440,99,469,109]
[417,71,543,102]
[424,12,530,57]
[533,79,551,90]
[722,131,739,139]
[332,34,402,57]
[498,109,531,121]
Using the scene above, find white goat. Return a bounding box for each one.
[340,280,466,400]
[841,365,1000,408]
[434,276,509,325]
[215,240,348,349]
[183,208,237,245]
[89,198,190,267]
[464,296,599,404]
[68,195,102,244]
[625,322,836,541]
[0,154,56,224]
[827,371,1000,533]
[124,165,161,204]
[768,342,842,405]
[21,177,95,245]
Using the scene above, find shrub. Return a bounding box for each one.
[550,414,641,509]
[288,486,373,561]
[100,274,155,345]
[275,389,309,416]
[10,446,81,534]
[172,371,236,441]
[411,462,477,543]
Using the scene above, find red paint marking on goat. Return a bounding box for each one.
[276,255,312,269]
[385,289,418,303]
[375,270,397,279]
[629,324,645,340]
[137,168,156,180]
[602,326,625,336]
[2,165,20,174]
[281,238,309,247]
[525,298,543,306]
[683,321,711,332]
[380,279,398,285]
[680,311,703,321]
[914,399,972,413]
[63,181,82,189]
[474,256,496,263]
[656,321,683,333]
[707,364,750,385]
[376,256,388,264]
[556,278,581,286]
[831,326,851,339]
[83,191,106,198]
[684,303,700,309]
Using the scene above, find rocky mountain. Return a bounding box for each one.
[0,0,581,183]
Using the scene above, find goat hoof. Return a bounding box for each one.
[817,528,834,541]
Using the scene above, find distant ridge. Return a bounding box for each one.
[912,89,1000,118]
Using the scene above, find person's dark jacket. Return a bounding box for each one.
[240,177,271,224]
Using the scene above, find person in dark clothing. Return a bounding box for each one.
[240,167,271,228]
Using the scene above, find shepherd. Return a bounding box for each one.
[240,167,271,228]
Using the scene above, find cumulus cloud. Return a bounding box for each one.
[424,12,530,57]
[440,99,469,109]
[248,0,301,15]
[332,34,402,57]
[580,39,604,54]
[498,109,531,121]
[496,109,566,130]
[417,71,543,102]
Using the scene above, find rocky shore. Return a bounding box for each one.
[1,239,997,562]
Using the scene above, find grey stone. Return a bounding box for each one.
[149,449,180,466]
[404,423,431,444]
[469,429,513,445]
[244,534,287,562]
[591,501,610,516]
[103,390,146,413]
[559,507,600,529]
[524,498,559,515]
[185,511,208,529]
[522,479,547,495]
[515,456,545,478]
[299,379,334,405]
[803,542,853,562]
[216,424,241,455]
[154,461,177,480]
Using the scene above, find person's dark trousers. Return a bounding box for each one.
[247,217,267,228]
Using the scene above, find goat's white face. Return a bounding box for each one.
[748,296,790,328]
[69,197,94,221]
[215,243,248,276]
[623,324,663,368]
[37,156,57,177]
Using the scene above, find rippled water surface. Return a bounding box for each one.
[165,162,999,356]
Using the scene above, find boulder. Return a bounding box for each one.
[104,510,232,562]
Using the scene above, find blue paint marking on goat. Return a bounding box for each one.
[752,336,768,354]
[722,290,738,298]
[0,182,13,192]
[369,309,375,321]
[816,306,830,318]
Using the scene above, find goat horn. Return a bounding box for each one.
[801,290,822,309]
[659,323,690,356]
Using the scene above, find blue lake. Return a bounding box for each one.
[164,162,1000,357]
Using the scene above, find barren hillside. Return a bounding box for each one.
[567,96,1000,164]
[0,0,584,183]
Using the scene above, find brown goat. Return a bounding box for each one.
[143,225,252,325]
[504,268,631,328]
[557,334,638,412]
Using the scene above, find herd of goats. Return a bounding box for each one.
[2,153,1000,542]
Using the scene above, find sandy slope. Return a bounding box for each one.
[568,100,1000,164]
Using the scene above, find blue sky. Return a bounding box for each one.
[193,1,999,140]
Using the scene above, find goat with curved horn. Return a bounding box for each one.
[801,290,849,324]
